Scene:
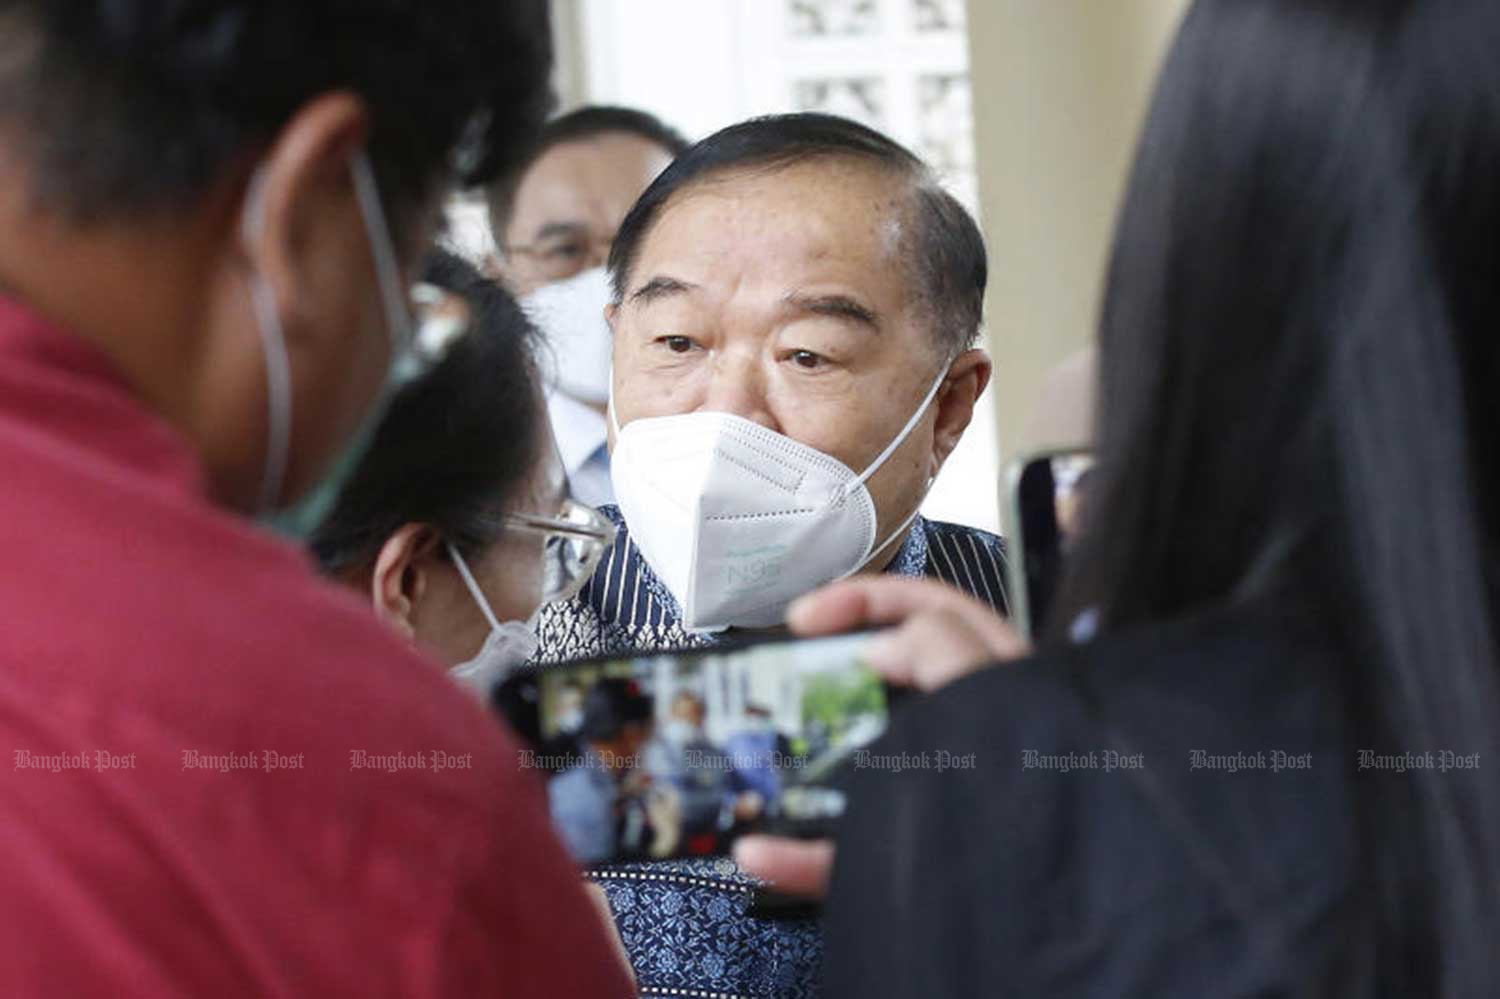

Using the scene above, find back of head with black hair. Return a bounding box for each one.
[0,0,553,225]
[485,104,690,249]
[1050,0,1500,992]
[579,678,653,744]
[308,249,544,574]
[607,112,987,356]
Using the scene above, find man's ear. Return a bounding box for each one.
[370,523,441,639]
[238,91,371,334]
[930,348,993,476]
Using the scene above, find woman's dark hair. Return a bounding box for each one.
[607,112,987,355]
[309,249,544,574]
[0,0,552,225]
[1052,0,1499,992]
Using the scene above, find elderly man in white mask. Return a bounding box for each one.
[536,112,1008,659]
[529,111,1009,999]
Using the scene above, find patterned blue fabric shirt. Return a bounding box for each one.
[532,506,1009,999]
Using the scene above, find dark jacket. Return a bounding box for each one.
[824,601,1365,997]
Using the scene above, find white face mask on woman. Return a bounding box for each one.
[609,367,947,632]
[445,542,539,699]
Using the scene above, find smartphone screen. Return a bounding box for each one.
[494,631,887,866]
[1006,449,1094,639]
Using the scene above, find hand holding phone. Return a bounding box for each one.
[786,577,1028,690]
[736,575,1030,901]
[739,452,1099,897]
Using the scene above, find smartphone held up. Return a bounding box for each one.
[496,632,891,867]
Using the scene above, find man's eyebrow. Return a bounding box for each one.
[628,275,698,305]
[531,220,587,243]
[783,292,881,329]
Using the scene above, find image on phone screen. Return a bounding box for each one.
[494,631,887,866]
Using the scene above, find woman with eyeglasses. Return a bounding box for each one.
[309,249,614,695]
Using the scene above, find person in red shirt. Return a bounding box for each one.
[0,2,631,996]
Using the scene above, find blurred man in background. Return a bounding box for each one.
[726,705,794,803]
[645,690,762,852]
[0,2,630,994]
[548,678,674,863]
[487,106,690,506]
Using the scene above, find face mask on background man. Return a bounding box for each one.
[521,265,614,405]
[663,718,701,747]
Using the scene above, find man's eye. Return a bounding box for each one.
[543,242,587,261]
[790,349,825,370]
[659,335,695,354]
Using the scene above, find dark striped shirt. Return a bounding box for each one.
[529,507,1009,999]
[534,505,1009,665]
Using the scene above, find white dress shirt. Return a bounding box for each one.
[548,388,614,508]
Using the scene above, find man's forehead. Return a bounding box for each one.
[638,158,913,271]
[519,134,674,207]
[678,156,909,218]
[510,134,674,236]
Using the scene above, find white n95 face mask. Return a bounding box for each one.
[520,266,614,405]
[609,369,947,632]
[446,543,539,699]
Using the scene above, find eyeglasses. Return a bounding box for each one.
[503,229,615,284]
[504,498,617,605]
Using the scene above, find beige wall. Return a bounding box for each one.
[549,0,589,110]
[966,0,1188,458]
